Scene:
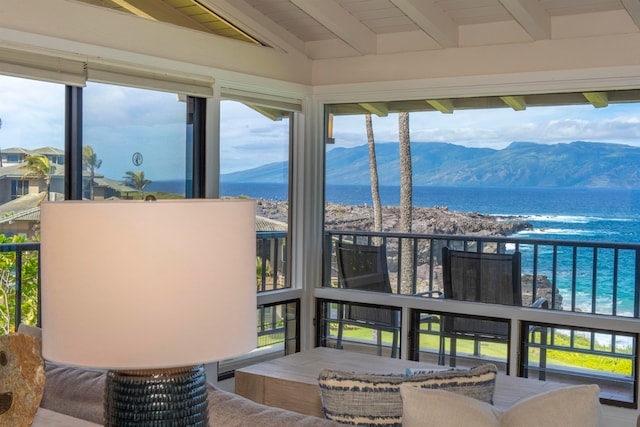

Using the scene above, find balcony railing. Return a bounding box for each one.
[320,230,640,407]
[4,231,638,406]
[0,236,296,382]
[257,231,288,292]
[0,242,40,333]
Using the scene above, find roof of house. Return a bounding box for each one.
[2,147,64,156]
[0,206,40,225]
[0,192,47,219]
[0,163,65,178]
[93,177,138,193]
[256,216,287,233]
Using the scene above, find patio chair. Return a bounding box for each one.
[439,247,548,379]
[334,240,398,357]
[334,240,439,358]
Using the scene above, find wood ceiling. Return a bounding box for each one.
[72,1,640,113]
[75,1,640,58]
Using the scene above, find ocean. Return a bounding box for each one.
[226,182,640,315]
[149,181,640,316]
[219,182,640,244]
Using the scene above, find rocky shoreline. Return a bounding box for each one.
[323,203,532,236]
[257,199,533,237]
[256,198,560,308]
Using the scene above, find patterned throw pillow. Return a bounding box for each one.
[317,364,497,426]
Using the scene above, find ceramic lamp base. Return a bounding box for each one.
[104,364,209,427]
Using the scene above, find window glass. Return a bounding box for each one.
[0,75,65,238]
[324,99,640,404]
[219,100,290,291]
[83,82,187,200]
[325,103,640,304]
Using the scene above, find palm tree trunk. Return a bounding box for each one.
[366,114,382,235]
[399,112,413,294]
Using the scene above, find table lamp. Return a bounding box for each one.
[39,199,256,426]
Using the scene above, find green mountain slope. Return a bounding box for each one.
[222,141,640,189]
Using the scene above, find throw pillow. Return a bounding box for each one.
[318,363,497,426]
[400,383,604,427]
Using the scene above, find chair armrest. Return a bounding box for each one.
[415,290,443,297]
[531,297,549,309]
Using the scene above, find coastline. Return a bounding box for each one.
[256,198,532,237]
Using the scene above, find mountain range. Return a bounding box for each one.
[222,141,640,189]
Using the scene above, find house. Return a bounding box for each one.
[0,146,137,206]
[2,1,640,424]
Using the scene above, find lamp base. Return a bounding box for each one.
[104,364,209,427]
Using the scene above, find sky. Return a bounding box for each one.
[1,74,640,179]
[333,103,640,150]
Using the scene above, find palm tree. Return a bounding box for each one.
[365,114,382,235]
[123,171,152,199]
[82,145,102,200]
[21,155,55,204]
[398,112,413,294]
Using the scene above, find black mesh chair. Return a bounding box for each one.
[440,247,548,378]
[334,240,400,357]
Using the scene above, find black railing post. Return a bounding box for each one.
[14,248,22,329]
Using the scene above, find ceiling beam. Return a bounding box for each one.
[202,0,307,55]
[110,0,156,20]
[500,96,527,110]
[246,105,284,121]
[359,103,389,117]
[426,99,454,114]
[621,0,640,29]
[291,0,377,55]
[389,0,458,48]
[583,92,609,108]
[499,0,550,40]
[112,0,223,34]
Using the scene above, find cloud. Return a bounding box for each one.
[332,104,640,151]
[220,101,289,174]
[4,73,640,178]
[0,76,65,149]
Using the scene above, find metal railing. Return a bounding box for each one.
[257,231,288,292]
[0,242,40,333]
[321,230,640,406]
[324,230,640,317]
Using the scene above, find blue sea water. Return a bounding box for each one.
[220,182,640,243]
[213,182,640,315]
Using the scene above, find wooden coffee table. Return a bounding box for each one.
[234,346,564,418]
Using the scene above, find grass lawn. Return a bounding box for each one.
[330,323,633,376]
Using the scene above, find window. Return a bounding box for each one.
[322,95,640,405]
[83,82,188,200]
[219,99,291,291]
[0,75,64,238]
[10,180,28,199]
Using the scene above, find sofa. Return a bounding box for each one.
[19,326,607,427]
[41,360,340,426]
[16,325,338,426]
[41,358,605,427]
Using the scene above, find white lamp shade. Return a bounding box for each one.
[40,199,257,370]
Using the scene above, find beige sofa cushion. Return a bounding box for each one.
[400,383,604,427]
[40,359,339,426]
[208,385,340,426]
[39,362,106,424]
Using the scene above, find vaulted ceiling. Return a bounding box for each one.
[75,0,640,60]
[70,1,640,113]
